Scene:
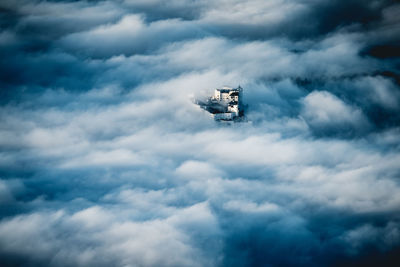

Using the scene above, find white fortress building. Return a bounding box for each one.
[210,86,243,121]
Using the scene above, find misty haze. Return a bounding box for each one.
[0,0,400,266]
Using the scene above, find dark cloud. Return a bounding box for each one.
[1,0,400,266]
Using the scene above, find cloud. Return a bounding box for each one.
[59,14,206,58]
[301,91,371,136]
[223,200,280,214]
[0,0,400,266]
[0,203,221,267]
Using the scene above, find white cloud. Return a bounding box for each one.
[60,14,205,57]
[201,0,307,25]
[0,202,221,267]
[301,91,371,134]
[1,0,400,266]
[223,200,280,213]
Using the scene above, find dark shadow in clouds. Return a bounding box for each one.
[122,0,205,22]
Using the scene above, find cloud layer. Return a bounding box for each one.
[1,0,400,266]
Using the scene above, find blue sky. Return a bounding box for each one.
[0,0,400,266]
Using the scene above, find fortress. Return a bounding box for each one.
[197,86,244,121]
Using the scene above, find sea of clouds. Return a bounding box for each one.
[0,0,400,266]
